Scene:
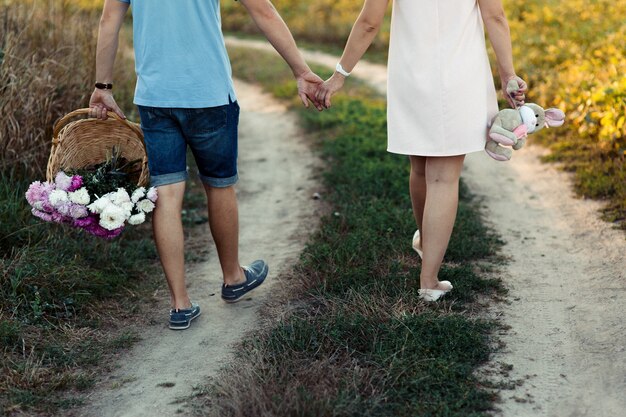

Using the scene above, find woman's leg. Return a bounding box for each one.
[409,156,427,234]
[420,155,465,289]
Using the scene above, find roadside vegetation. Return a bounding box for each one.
[504,0,626,227]
[225,0,626,228]
[0,2,160,414]
[190,46,506,416]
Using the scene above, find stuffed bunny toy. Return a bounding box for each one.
[485,80,566,161]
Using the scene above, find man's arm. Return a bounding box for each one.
[237,0,323,110]
[478,0,526,107]
[89,0,129,120]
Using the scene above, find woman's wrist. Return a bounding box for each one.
[333,71,347,80]
[335,63,352,77]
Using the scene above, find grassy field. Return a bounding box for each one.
[188,47,507,416]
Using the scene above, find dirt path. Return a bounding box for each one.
[466,147,626,417]
[75,79,320,417]
[225,38,626,417]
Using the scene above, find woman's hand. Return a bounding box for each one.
[316,73,346,109]
[501,75,527,108]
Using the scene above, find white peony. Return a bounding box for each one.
[131,187,146,203]
[48,190,69,207]
[136,198,155,213]
[69,187,90,205]
[110,188,131,206]
[99,204,126,230]
[120,202,134,218]
[128,212,146,225]
[88,196,112,214]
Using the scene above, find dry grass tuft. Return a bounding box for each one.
[0,1,135,179]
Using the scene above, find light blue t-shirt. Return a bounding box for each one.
[117,0,236,108]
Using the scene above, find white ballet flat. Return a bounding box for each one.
[412,230,423,259]
[418,289,448,302]
[419,282,453,302]
[438,281,453,291]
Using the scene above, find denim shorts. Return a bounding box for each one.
[137,100,240,188]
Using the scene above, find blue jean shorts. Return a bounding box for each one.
[137,100,240,188]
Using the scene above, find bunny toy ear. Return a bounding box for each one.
[545,108,566,127]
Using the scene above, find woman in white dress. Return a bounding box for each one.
[318,0,526,301]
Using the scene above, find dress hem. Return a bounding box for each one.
[386,145,486,157]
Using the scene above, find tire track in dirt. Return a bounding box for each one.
[74,79,321,417]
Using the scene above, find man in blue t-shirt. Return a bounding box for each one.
[89,0,324,330]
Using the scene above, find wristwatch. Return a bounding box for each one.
[95,82,113,90]
[335,63,351,77]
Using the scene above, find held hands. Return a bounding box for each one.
[89,88,126,120]
[296,70,326,111]
[502,75,528,108]
[316,72,345,109]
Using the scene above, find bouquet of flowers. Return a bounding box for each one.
[25,147,157,239]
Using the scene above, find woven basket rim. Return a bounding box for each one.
[46,108,149,187]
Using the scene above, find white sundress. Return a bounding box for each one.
[387,0,499,156]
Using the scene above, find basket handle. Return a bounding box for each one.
[52,108,136,139]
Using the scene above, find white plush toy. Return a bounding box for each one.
[485,80,566,161]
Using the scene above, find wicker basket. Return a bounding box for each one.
[46,108,149,187]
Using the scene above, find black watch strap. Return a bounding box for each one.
[95,82,113,90]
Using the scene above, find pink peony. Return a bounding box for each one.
[51,211,68,224]
[68,175,83,192]
[25,181,55,211]
[54,172,73,191]
[84,222,124,239]
[55,201,71,216]
[146,187,158,203]
[69,204,89,219]
[31,208,54,222]
[73,215,97,228]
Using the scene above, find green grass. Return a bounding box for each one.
[189,47,506,416]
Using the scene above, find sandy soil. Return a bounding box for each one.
[74,79,321,417]
[465,147,626,417]
[225,38,626,417]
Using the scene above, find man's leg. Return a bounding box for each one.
[152,181,191,310]
[203,184,245,286]
[184,101,268,302]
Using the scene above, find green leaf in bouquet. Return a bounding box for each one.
[69,146,144,198]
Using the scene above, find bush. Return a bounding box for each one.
[503,0,626,225]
